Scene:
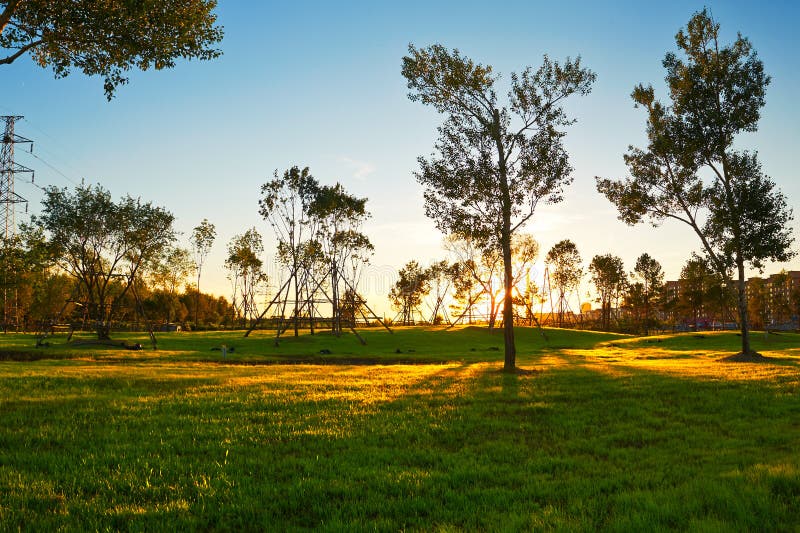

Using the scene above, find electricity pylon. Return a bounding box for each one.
[1,116,34,331]
[1,116,33,239]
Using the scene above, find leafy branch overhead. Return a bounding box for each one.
[0,0,223,99]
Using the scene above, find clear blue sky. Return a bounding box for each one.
[3,1,799,311]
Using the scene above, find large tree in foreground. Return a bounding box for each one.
[0,0,223,99]
[403,44,595,371]
[596,10,794,359]
[32,184,176,339]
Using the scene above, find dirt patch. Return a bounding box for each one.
[720,351,769,363]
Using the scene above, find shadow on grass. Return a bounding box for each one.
[1,356,799,530]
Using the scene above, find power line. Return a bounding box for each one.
[22,149,81,187]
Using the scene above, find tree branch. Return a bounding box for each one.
[0,39,44,65]
[0,0,22,34]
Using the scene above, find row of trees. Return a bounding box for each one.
[3,4,795,366]
[391,241,800,336]
[404,10,794,368]
[1,204,233,333]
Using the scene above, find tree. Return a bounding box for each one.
[260,166,321,336]
[588,254,626,331]
[224,228,267,327]
[445,235,503,328]
[191,219,216,327]
[149,246,195,323]
[0,0,223,99]
[631,253,664,335]
[678,255,711,328]
[424,260,455,325]
[31,184,176,339]
[597,10,794,359]
[388,261,430,326]
[307,183,373,336]
[403,44,594,371]
[546,240,582,328]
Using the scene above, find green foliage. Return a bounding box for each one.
[30,184,176,338]
[0,0,223,99]
[388,260,430,325]
[402,44,594,251]
[589,254,626,331]
[546,240,582,293]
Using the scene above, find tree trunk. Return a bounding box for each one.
[195,271,201,328]
[331,263,340,335]
[644,283,650,336]
[735,256,752,355]
[501,231,516,371]
[491,108,516,372]
[293,258,300,337]
[488,293,496,331]
[96,321,111,340]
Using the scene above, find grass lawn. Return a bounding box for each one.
[1,327,799,530]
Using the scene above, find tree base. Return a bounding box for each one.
[720,351,768,363]
[500,366,540,375]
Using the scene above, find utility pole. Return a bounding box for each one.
[1,115,34,331]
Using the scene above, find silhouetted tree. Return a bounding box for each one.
[225,228,267,327]
[308,183,373,335]
[546,240,582,327]
[403,44,595,371]
[191,219,216,327]
[260,166,320,336]
[389,261,430,326]
[588,254,626,331]
[631,253,664,335]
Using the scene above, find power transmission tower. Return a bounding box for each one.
[1,116,34,239]
[1,116,34,331]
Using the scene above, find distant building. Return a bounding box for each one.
[664,270,800,330]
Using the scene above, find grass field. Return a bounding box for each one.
[1,327,799,530]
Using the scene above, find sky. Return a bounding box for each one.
[2,0,799,315]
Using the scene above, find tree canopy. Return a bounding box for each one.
[0,0,223,99]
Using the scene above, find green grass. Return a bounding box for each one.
[0,326,628,365]
[1,327,799,530]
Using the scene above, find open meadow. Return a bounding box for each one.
[1,326,799,530]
